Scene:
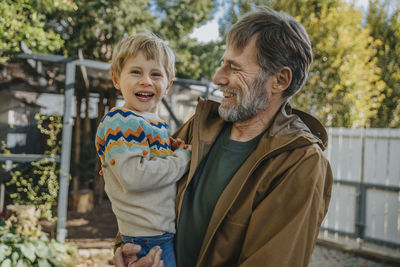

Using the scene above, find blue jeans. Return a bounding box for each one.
[121,233,176,267]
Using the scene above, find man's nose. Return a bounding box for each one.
[213,67,229,86]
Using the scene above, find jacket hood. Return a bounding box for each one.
[270,101,328,150]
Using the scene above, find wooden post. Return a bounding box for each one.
[70,189,94,213]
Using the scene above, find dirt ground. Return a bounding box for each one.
[66,200,118,240]
[65,200,118,266]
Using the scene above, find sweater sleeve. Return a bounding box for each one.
[96,112,191,193]
[110,147,190,192]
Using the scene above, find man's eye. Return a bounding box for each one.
[230,65,239,71]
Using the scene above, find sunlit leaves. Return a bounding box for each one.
[0,0,75,54]
[367,0,400,127]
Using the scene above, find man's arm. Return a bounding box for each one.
[238,149,333,267]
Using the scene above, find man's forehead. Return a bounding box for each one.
[223,38,259,66]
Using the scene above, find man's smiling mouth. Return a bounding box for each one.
[223,92,235,98]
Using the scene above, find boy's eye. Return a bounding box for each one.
[152,72,162,77]
[131,70,140,74]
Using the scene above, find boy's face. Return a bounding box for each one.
[112,51,173,113]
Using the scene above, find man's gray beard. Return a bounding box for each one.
[218,71,269,122]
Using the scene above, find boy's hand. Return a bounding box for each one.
[169,137,185,150]
[169,137,191,153]
[183,144,192,153]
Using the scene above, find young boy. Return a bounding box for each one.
[95,32,191,267]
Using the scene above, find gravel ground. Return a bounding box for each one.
[72,244,399,266]
[309,245,397,267]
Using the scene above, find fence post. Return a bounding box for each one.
[355,128,366,240]
[56,61,76,242]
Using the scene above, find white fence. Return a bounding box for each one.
[322,128,400,247]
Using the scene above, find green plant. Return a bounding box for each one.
[4,114,63,220]
[0,205,78,267]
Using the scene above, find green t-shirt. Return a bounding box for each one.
[176,123,263,267]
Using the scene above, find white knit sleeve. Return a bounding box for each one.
[109,147,190,192]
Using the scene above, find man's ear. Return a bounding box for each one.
[271,67,292,94]
[111,71,120,90]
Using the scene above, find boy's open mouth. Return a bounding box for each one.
[135,92,155,99]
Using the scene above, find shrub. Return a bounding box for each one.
[4,114,62,221]
[0,205,78,267]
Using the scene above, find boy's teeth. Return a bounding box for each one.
[136,93,154,96]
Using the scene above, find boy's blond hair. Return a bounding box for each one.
[111,32,175,81]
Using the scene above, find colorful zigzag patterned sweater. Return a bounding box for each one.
[96,107,191,236]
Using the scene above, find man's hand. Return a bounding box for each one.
[114,244,164,267]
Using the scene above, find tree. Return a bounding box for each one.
[0,0,75,56]
[218,0,386,127]
[367,0,400,127]
[289,0,385,127]
[174,39,225,80]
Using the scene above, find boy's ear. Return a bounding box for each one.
[271,67,292,94]
[165,79,174,93]
[111,71,120,90]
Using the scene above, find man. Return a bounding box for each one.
[115,6,333,267]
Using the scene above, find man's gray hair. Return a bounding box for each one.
[227,6,313,98]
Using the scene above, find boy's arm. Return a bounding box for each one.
[96,120,191,193]
[110,147,190,192]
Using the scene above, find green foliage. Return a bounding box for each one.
[5,114,62,220]
[44,0,217,64]
[175,39,225,80]
[0,205,78,266]
[286,0,386,127]
[155,0,217,40]
[156,0,218,79]
[219,0,264,37]
[1,0,218,67]
[367,0,400,127]
[53,0,155,61]
[0,0,75,56]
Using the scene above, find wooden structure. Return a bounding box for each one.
[0,50,219,242]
